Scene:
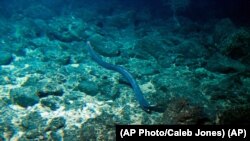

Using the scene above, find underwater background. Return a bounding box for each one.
[0,0,250,140]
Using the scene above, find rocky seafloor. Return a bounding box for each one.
[0,2,250,141]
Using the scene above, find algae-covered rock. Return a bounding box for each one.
[10,87,39,107]
[0,51,12,65]
[77,80,99,96]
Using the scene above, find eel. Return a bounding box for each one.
[86,41,154,112]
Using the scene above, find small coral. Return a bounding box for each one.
[162,99,210,125]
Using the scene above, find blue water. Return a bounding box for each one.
[0,0,250,140]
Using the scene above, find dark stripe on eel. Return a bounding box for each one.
[86,41,153,112]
